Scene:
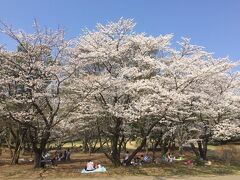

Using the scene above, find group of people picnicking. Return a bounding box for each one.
[84,160,102,171]
[122,151,152,166]
[40,148,186,170]
[41,148,71,167]
[162,152,176,163]
[122,151,184,166]
[82,150,180,172]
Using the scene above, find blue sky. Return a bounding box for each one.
[0,0,240,60]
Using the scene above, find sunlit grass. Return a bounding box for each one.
[61,140,138,149]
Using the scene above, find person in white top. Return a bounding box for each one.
[124,151,129,161]
[85,160,95,171]
[123,151,129,165]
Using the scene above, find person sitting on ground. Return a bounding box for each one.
[162,153,168,162]
[58,152,63,161]
[40,151,52,168]
[143,154,151,163]
[85,160,95,171]
[44,151,51,161]
[167,152,175,163]
[40,152,46,168]
[132,156,141,166]
[166,152,170,162]
[94,162,102,169]
[81,161,106,173]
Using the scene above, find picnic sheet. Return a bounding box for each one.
[81,167,107,173]
[175,157,185,161]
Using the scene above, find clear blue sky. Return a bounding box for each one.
[0,0,239,60]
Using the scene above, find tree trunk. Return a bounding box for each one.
[83,134,89,153]
[203,139,208,160]
[111,150,121,166]
[122,141,127,153]
[152,138,160,162]
[88,141,92,156]
[110,133,121,166]
[29,128,50,168]
[107,118,122,166]
[160,138,169,156]
[178,145,183,155]
[11,141,21,164]
[190,143,200,158]
[33,150,43,168]
[5,136,13,159]
[197,139,208,160]
[11,149,21,164]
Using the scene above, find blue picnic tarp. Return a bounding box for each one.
[81,167,107,173]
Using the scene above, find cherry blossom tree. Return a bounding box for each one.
[71,18,240,164]
[212,119,240,143]
[1,18,239,167]
[0,22,74,167]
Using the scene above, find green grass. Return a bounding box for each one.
[62,141,82,148]
[61,140,139,149]
[1,147,240,179]
[104,162,240,177]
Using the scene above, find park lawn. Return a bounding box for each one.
[1,150,240,179]
[62,140,240,152]
[62,140,138,150]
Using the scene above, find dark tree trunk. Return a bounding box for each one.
[122,141,127,153]
[8,125,26,165]
[203,139,208,160]
[33,138,48,168]
[109,118,122,166]
[152,138,160,162]
[83,134,89,153]
[11,142,21,164]
[197,139,208,160]
[160,138,170,156]
[178,145,183,155]
[197,141,204,159]
[190,143,200,158]
[34,150,43,168]
[11,152,20,164]
[91,139,98,153]
[30,128,50,168]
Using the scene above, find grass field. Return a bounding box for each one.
[61,140,138,150]
[0,144,240,179]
